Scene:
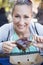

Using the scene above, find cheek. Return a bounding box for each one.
[13,18,18,24]
[13,20,17,28]
[13,16,20,23]
[13,16,18,23]
[25,18,31,26]
[13,22,17,27]
[13,22,17,30]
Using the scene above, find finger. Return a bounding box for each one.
[40,38,43,43]
[37,37,43,43]
[3,48,10,53]
[35,36,43,43]
[2,42,17,53]
[3,43,14,52]
[7,43,16,47]
[8,41,17,47]
[3,45,13,50]
[3,47,12,53]
[4,42,16,48]
[36,36,40,42]
[33,43,43,48]
[11,42,17,47]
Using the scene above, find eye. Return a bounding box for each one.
[24,15,29,19]
[15,15,20,18]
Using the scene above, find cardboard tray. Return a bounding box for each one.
[10,52,43,65]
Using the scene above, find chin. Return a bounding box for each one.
[17,29,25,33]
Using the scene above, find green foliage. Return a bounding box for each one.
[0,0,14,9]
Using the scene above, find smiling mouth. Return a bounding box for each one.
[18,26,25,29]
[17,25,25,29]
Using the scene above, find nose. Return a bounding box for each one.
[19,18,24,25]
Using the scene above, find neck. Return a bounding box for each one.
[15,29,31,38]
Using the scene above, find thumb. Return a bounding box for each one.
[11,41,17,47]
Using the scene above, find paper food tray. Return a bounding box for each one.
[10,52,43,65]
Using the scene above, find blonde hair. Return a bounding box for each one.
[12,0,32,15]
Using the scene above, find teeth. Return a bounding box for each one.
[18,26,24,29]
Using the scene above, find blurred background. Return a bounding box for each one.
[0,0,43,26]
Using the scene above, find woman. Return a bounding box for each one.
[0,0,43,65]
[0,0,43,54]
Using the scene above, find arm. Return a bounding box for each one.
[0,24,10,53]
[30,22,43,55]
[0,23,17,53]
[2,41,16,53]
[30,22,43,48]
[33,36,43,55]
[33,35,43,49]
[33,23,43,49]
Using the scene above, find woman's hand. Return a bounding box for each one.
[34,36,43,43]
[2,41,16,53]
[33,43,43,49]
[33,36,43,49]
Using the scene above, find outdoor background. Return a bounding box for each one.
[0,0,43,26]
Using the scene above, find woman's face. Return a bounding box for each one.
[13,5,32,33]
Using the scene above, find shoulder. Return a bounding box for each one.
[31,22,43,35]
[31,22,42,26]
[33,22,43,30]
[0,22,13,30]
[30,19,43,28]
[34,22,43,28]
[0,23,14,41]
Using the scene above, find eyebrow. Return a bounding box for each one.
[14,12,30,17]
[24,15,29,18]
